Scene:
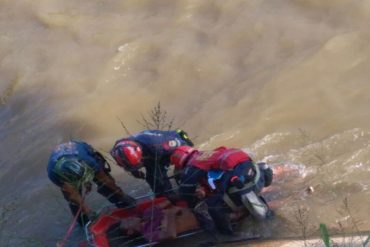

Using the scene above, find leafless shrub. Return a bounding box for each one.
[335,220,347,247]
[336,197,365,246]
[137,102,174,130]
[290,205,316,247]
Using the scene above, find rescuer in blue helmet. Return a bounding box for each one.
[47,141,136,226]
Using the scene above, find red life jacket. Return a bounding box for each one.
[188,146,251,171]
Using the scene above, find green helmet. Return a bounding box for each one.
[54,157,94,188]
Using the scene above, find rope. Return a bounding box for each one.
[148,149,159,244]
[57,193,87,247]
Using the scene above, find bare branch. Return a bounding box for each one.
[116,116,132,136]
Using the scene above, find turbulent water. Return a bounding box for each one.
[1,0,370,246]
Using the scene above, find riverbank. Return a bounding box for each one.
[231,234,369,247]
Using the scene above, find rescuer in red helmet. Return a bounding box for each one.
[111,129,193,199]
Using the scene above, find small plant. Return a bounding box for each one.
[291,205,315,247]
[336,197,367,246]
[315,198,370,247]
[364,234,370,247]
[117,102,178,135]
[137,102,174,130]
[320,223,331,247]
[336,220,347,247]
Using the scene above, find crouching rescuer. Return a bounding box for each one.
[110,129,194,200]
[171,146,273,234]
[47,141,136,226]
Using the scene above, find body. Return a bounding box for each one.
[119,200,199,242]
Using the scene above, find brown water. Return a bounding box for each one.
[1,0,370,246]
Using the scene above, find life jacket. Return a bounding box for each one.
[188,147,251,171]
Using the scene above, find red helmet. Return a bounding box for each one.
[111,140,143,171]
[170,146,196,169]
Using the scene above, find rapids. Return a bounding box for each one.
[1,0,369,246]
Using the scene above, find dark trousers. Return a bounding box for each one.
[145,165,174,198]
[61,189,89,226]
[178,166,207,208]
[206,194,234,234]
[62,171,135,226]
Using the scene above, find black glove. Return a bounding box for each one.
[77,213,90,227]
[87,211,99,222]
[173,168,183,185]
[230,176,244,189]
[131,170,146,179]
[94,151,106,163]
[263,167,273,187]
[94,152,112,173]
[166,193,181,204]
[116,194,137,209]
